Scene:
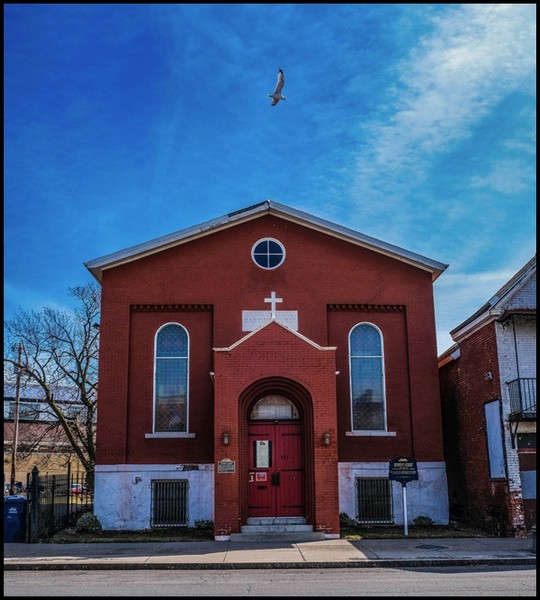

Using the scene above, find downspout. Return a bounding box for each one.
[511,318,521,380]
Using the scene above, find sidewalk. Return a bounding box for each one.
[4,537,536,570]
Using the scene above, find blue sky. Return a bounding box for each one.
[4,4,536,355]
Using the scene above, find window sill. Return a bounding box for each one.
[145,432,196,439]
[346,430,396,437]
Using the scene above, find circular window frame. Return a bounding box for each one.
[251,238,286,270]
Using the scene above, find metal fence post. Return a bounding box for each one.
[67,462,71,520]
[28,466,39,543]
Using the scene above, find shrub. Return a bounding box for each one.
[75,512,103,533]
[413,515,434,527]
[194,519,214,530]
[339,512,360,527]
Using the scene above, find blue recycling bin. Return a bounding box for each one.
[4,495,27,542]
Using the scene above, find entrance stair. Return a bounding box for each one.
[230,517,326,542]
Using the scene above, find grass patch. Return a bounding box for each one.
[46,516,492,543]
[340,524,491,540]
[46,523,491,543]
[338,512,492,539]
[48,526,215,544]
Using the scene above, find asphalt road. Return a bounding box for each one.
[4,565,536,596]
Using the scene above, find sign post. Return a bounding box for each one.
[389,457,418,537]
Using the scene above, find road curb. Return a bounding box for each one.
[4,557,536,570]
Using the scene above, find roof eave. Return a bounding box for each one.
[450,308,502,343]
[449,256,536,340]
[84,200,448,283]
[84,201,272,282]
[265,201,447,281]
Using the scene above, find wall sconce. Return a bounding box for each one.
[484,371,493,381]
[323,432,331,446]
[222,431,230,445]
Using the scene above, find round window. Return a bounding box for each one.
[251,238,285,269]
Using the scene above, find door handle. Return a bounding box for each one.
[271,472,280,487]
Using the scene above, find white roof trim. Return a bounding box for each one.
[85,200,448,283]
[213,318,337,352]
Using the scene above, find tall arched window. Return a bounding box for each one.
[349,323,386,431]
[154,323,189,433]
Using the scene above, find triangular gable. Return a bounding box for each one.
[85,200,448,283]
[500,271,536,313]
[213,318,337,353]
[450,255,536,341]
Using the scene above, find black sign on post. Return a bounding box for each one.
[389,456,418,537]
[389,456,418,485]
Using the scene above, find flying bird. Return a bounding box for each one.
[268,68,286,106]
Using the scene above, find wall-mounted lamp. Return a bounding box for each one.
[484,371,493,381]
[222,431,230,445]
[323,432,331,446]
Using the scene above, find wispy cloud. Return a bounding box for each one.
[470,159,535,195]
[351,4,536,206]
[4,4,535,358]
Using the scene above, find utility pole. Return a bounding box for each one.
[10,343,23,495]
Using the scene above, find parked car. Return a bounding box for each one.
[70,483,84,495]
[4,481,24,496]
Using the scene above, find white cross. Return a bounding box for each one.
[264,291,283,319]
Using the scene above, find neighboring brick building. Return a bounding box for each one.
[439,256,536,537]
[85,200,449,539]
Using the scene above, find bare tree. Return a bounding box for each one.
[4,283,100,486]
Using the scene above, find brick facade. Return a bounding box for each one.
[89,202,449,536]
[439,258,536,537]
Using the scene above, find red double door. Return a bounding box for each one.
[247,422,304,517]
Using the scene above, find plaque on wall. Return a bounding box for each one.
[217,459,236,473]
[242,310,298,331]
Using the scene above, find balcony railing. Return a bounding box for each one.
[507,377,536,418]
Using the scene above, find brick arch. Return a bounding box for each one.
[237,377,315,525]
[239,377,312,420]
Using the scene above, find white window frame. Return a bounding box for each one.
[348,322,388,433]
[251,237,286,270]
[147,322,193,439]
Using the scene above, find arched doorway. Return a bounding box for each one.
[247,394,305,518]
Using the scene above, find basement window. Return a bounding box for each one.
[355,477,393,524]
[151,479,189,527]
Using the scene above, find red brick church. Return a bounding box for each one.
[85,200,449,539]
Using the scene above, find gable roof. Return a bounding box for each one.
[213,318,337,353]
[449,255,536,342]
[84,199,448,283]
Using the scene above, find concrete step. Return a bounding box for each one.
[230,531,326,542]
[229,516,325,542]
[246,517,307,526]
[240,524,314,533]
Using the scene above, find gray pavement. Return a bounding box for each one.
[4,537,536,570]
